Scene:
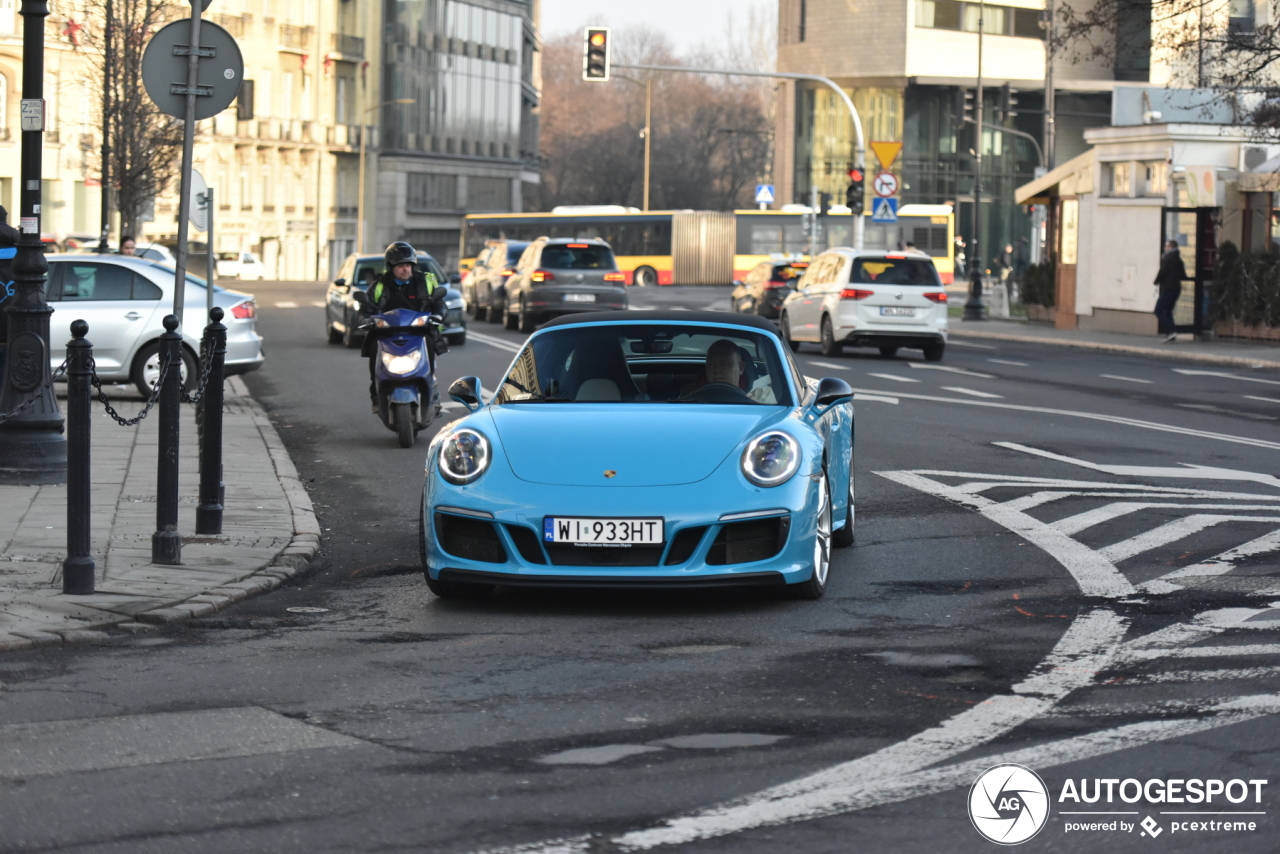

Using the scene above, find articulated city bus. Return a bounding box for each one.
[461,205,956,285]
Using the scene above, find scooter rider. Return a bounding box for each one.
[363,241,448,412]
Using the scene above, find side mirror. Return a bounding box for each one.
[814,376,854,409]
[732,280,743,287]
[352,290,374,312]
[448,376,483,412]
[333,277,346,288]
[449,273,462,284]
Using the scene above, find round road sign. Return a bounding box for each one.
[142,19,244,121]
[873,171,899,198]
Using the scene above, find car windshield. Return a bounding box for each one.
[850,257,940,286]
[772,264,806,280]
[539,244,615,270]
[494,324,793,405]
[217,252,238,261]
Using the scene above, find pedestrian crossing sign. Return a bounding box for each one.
[754,184,775,204]
[871,197,898,223]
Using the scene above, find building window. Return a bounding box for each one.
[468,176,511,211]
[406,173,458,212]
[1109,162,1132,196]
[962,4,1006,34]
[0,72,8,131]
[799,0,807,41]
[1229,0,1255,35]
[1144,161,1168,196]
[915,0,1043,38]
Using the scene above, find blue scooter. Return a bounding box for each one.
[354,291,442,448]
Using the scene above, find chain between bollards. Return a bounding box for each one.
[62,319,94,594]
[195,307,225,535]
[151,315,182,565]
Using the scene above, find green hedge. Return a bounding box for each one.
[1021,260,1055,307]
[1211,242,1280,328]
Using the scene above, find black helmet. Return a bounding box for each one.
[384,241,416,268]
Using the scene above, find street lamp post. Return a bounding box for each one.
[98,0,112,253]
[356,98,414,254]
[964,0,988,321]
[0,0,66,484]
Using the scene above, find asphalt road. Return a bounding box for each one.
[0,283,1277,854]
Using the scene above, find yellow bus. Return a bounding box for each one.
[461,205,955,285]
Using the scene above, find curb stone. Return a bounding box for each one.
[5,377,323,645]
[949,327,1280,369]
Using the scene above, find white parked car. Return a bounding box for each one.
[779,248,949,361]
[216,251,266,281]
[65,240,176,265]
[46,255,265,396]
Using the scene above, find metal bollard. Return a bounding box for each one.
[62,319,94,594]
[195,307,226,535]
[151,315,182,565]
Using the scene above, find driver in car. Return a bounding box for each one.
[682,339,776,403]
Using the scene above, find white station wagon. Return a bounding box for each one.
[778,248,949,361]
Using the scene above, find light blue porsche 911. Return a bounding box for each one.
[420,310,855,599]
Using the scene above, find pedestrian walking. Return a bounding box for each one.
[954,236,967,280]
[1013,236,1029,300]
[993,243,1014,305]
[1153,239,1186,343]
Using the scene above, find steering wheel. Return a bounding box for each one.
[682,381,753,403]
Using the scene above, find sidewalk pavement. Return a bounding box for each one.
[0,377,318,652]
[949,317,1280,369]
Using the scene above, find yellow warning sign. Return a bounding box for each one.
[871,141,902,169]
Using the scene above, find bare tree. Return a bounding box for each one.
[66,0,186,238]
[1055,0,1280,131]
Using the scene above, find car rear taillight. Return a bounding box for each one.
[923,292,948,303]
[500,269,514,277]
[230,300,256,319]
[531,270,555,283]
[840,288,874,300]
[765,279,788,289]
[603,272,625,282]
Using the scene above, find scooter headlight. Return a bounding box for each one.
[439,428,491,484]
[410,315,430,327]
[741,431,801,487]
[381,349,423,374]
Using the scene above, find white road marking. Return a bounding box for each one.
[1245,394,1280,404]
[310,300,326,307]
[994,441,1280,488]
[988,358,1029,366]
[1099,514,1280,563]
[1101,374,1153,384]
[1178,403,1277,421]
[867,373,920,383]
[947,339,997,349]
[273,300,299,308]
[466,330,523,353]
[613,609,1128,850]
[940,386,1003,399]
[1125,666,1280,684]
[1174,368,1280,386]
[808,360,848,371]
[906,363,995,378]
[1052,502,1280,536]
[841,389,1280,452]
[854,393,898,405]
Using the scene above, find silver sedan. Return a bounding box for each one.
[43,255,264,396]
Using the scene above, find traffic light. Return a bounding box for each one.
[819,192,831,216]
[954,88,974,130]
[994,83,1018,123]
[845,169,865,214]
[583,27,611,81]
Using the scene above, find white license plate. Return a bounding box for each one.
[880,306,916,317]
[544,517,663,545]
[564,293,596,303]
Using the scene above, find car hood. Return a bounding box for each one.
[489,404,779,486]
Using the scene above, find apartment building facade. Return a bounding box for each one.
[773,0,1124,261]
[140,0,540,278]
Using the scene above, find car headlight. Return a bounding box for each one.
[381,349,423,374]
[439,428,491,484]
[740,431,800,487]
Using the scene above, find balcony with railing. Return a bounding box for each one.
[209,13,250,37]
[332,33,364,58]
[279,23,313,51]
